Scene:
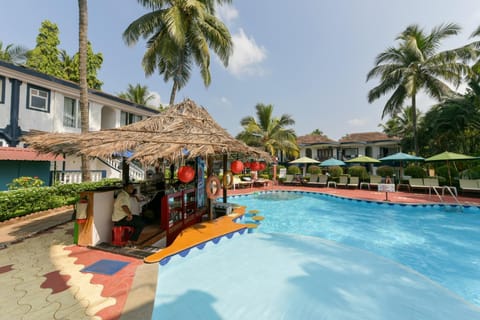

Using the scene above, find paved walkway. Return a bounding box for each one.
[0,187,479,319]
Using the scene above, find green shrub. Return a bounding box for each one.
[308,165,321,174]
[327,166,343,178]
[347,165,368,180]
[435,165,458,184]
[7,176,44,190]
[287,165,301,175]
[404,165,426,178]
[376,165,394,177]
[0,178,121,222]
[460,165,480,179]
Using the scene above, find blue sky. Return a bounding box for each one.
[1,0,480,139]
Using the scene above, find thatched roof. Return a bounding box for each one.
[23,99,272,165]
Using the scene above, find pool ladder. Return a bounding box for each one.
[431,186,463,212]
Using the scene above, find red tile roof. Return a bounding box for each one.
[0,147,64,161]
[339,132,400,143]
[297,134,337,145]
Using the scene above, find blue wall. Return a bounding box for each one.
[0,161,51,190]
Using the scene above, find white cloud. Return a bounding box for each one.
[347,118,368,126]
[220,96,231,105]
[216,4,238,26]
[227,28,267,77]
[149,91,163,107]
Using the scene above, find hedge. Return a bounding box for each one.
[0,178,122,222]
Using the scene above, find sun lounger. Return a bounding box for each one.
[347,176,359,189]
[233,176,253,189]
[337,176,348,188]
[409,178,430,193]
[283,174,298,185]
[368,175,382,190]
[459,179,480,194]
[317,175,328,187]
[306,174,319,186]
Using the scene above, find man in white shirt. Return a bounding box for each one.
[112,183,146,246]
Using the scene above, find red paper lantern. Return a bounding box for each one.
[178,165,195,183]
[244,161,251,169]
[231,160,244,174]
[250,161,260,171]
[259,162,266,171]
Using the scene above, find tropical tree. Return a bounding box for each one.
[379,106,420,148]
[0,41,29,64]
[236,103,299,158]
[420,80,480,155]
[367,23,473,155]
[69,42,103,90]
[310,129,324,135]
[78,0,90,182]
[118,84,156,106]
[26,20,63,77]
[123,0,233,105]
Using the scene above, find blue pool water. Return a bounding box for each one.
[153,191,480,319]
[232,191,480,306]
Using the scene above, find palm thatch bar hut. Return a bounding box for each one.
[23,99,270,164]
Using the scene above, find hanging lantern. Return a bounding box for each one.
[250,161,260,171]
[231,160,244,174]
[244,161,251,169]
[178,165,195,183]
[259,162,267,171]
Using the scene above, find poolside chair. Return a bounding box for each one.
[337,175,348,188]
[317,175,328,187]
[459,179,480,194]
[409,178,429,193]
[368,176,382,190]
[283,174,296,185]
[347,176,359,189]
[306,174,319,186]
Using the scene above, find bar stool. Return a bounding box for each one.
[112,226,134,246]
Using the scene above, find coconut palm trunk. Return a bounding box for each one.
[78,0,90,182]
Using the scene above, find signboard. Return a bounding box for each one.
[279,168,287,178]
[196,157,206,209]
[378,184,395,192]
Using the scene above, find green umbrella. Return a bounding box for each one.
[289,156,320,176]
[425,151,476,185]
[345,155,381,164]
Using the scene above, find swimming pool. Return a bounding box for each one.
[232,191,480,306]
[152,191,480,319]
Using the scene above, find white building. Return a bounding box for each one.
[0,60,158,184]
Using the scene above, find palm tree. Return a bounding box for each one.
[236,103,299,158]
[118,83,156,106]
[78,0,90,182]
[123,0,233,105]
[423,80,480,154]
[0,41,28,64]
[367,23,472,155]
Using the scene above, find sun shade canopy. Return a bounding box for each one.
[23,99,272,165]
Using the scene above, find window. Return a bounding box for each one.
[63,97,80,128]
[27,84,50,112]
[0,76,5,104]
[120,111,142,125]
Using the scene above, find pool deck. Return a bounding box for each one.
[0,185,479,319]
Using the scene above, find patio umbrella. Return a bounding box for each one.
[345,155,381,164]
[319,158,346,167]
[379,152,424,179]
[425,151,477,185]
[289,156,320,176]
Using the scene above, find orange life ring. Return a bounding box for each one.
[223,171,234,189]
[206,175,221,199]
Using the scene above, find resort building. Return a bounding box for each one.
[0,60,158,189]
[297,132,401,161]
